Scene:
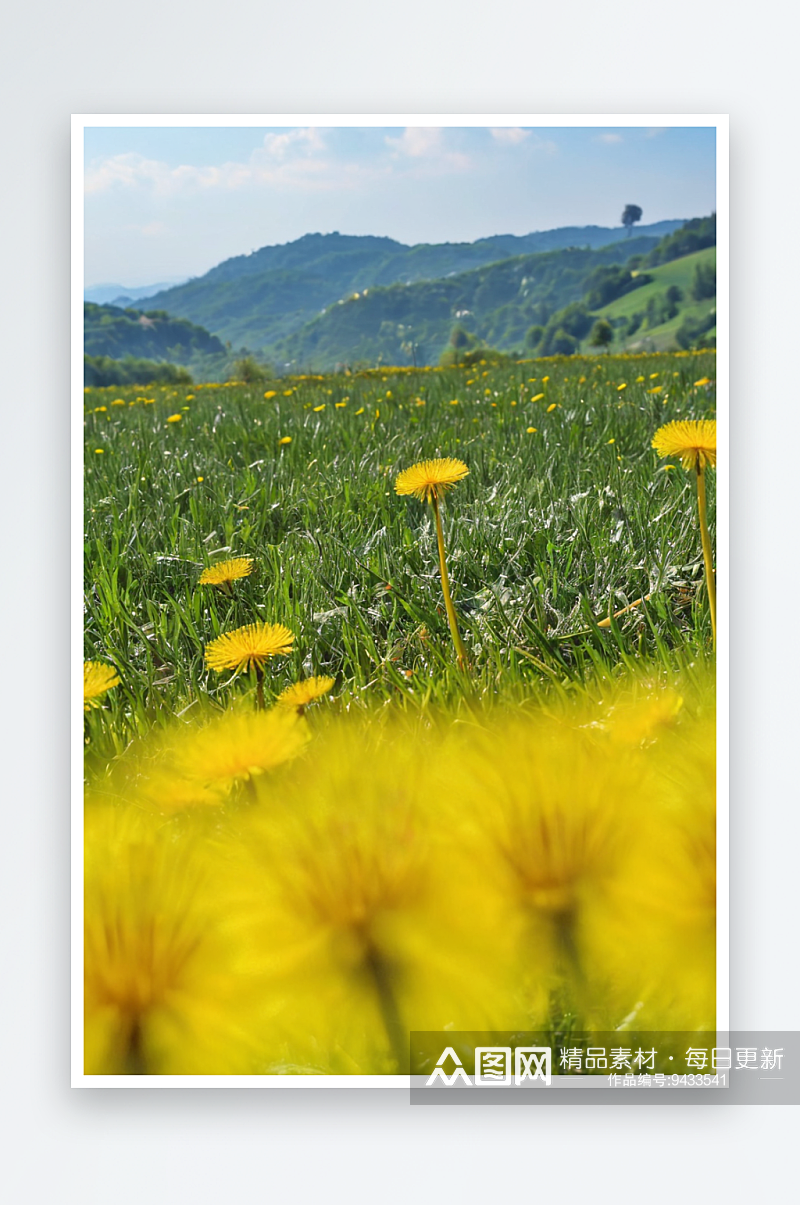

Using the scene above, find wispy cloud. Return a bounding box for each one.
[85,128,331,196]
[490,127,530,145]
[385,127,472,172]
[597,132,624,144]
[385,127,443,158]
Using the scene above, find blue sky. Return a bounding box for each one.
[83,125,716,287]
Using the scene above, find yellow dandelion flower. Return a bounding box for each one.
[279,436,292,445]
[166,414,182,423]
[196,476,204,482]
[84,804,261,1073]
[652,419,717,644]
[94,448,104,454]
[449,399,459,406]
[205,622,294,673]
[530,392,545,403]
[264,390,277,399]
[651,419,716,472]
[648,385,664,395]
[165,708,309,801]
[94,405,107,413]
[276,675,335,712]
[395,459,469,670]
[224,728,501,1071]
[199,557,254,587]
[542,375,550,383]
[355,407,365,415]
[546,403,557,413]
[694,377,712,387]
[111,398,126,406]
[84,661,120,711]
[526,427,537,434]
[394,458,469,504]
[650,372,659,379]
[335,401,347,408]
[607,438,615,445]
[313,404,326,412]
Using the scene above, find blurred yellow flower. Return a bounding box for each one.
[84,661,120,711]
[694,377,712,387]
[84,805,260,1073]
[279,436,292,445]
[313,404,326,412]
[526,427,537,434]
[546,403,557,413]
[530,393,545,403]
[166,414,182,423]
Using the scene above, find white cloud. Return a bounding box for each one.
[84,128,329,197]
[385,127,443,158]
[490,127,530,145]
[597,133,623,144]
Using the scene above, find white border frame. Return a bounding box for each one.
[72,113,728,1087]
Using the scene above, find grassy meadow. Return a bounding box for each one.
[83,349,718,1075]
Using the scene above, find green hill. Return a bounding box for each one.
[272,235,663,370]
[140,222,682,352]
[591,247,716,352]
[84,303,226,363]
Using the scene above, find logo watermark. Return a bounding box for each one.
[410,1031,800,1106]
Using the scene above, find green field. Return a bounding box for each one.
[83,348,718,1075]
[84,350,716,749]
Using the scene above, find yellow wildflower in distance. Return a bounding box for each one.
[530,393,545,403]
[546,403,557,413]
[526,427,537,434]
[276,675,335,713]
[166,414,182,423]
[199,557,254,587]
[279,436,292,445]
[694,377,712,387]
[395,458,469,669]
[652,419,717,645]
[84,661,120,711]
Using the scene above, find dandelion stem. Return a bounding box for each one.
[255,665,265,711]
[124,1018,148,1075]
[695,466,716,647]
[365,947,407,1072]
[430,493,468,670]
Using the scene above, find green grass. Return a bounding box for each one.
[84,350,716,759]
[591,248,716,351]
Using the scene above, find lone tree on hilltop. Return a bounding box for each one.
[622,204,643,236]
[590,319,614,350]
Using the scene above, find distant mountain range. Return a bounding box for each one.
[84,279,188,306]
[84,218,718,376]
[130,221,684,353]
